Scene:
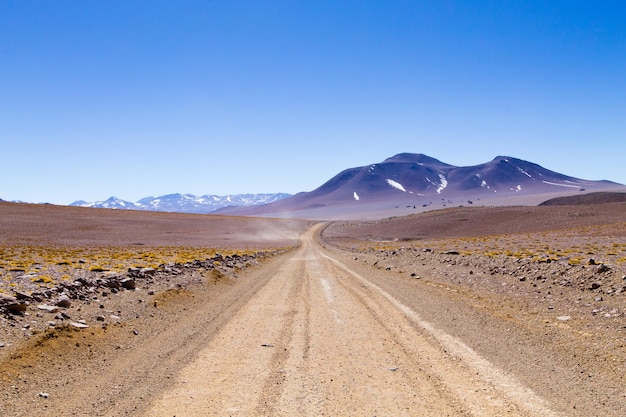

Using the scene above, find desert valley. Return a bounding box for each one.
[1,154,626,416]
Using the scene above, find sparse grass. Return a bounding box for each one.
[0,243,267,295]
[360,226,626,270]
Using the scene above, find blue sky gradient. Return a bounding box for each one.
[2,1,625,204]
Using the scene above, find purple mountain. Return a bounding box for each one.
[217,153,623,219]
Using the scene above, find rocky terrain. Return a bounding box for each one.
[0,250,278,350]
[322,199,626,334]
[1,195,625,415]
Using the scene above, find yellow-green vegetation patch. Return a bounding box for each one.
[0,244,268,295]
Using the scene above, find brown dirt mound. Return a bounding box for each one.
[539,191,626,206]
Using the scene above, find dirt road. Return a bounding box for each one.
[9,221,615,416]
[143,224,559,416]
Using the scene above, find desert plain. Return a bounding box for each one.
[0,196,625,416]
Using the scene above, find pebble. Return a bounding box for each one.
[39,392,49,399]
[557,316,571,321]
[69,321,89,329]
[597,264,610,273]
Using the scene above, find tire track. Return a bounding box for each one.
[143,224,560,416]
[319,249,560,416]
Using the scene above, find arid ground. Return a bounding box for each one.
[1,200,625,416]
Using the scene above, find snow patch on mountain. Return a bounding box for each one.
[436,174,448,194]
[386,179,407,192]
[541,181,581,189]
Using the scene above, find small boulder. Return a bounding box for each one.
[140,267,156,276]
[5,302,28,315]
[56,295,72,308]
[120,278,136,290]
[104,278,121,289]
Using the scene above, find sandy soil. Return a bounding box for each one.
[0,201,625,415]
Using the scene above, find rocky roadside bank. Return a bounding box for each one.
[0,251,278,354]
[346,245,626,325]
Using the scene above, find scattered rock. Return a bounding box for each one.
[120,278,136,290]
[590,282,602,290]
[0,294,17,303]
[14,291,32,301]
[37,304,59,313]
[5,302,28,315]
[557,315,571,321]
[596,264,610,273]
[38,392,49,399]
[444,250,460,255]
[140,267,156,276]
[69,321,89,329]
[104,278,121,289]
[56,295,72,308]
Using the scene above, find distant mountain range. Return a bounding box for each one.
[217,153,624,219]
[5,153,623,219]
[69,193,291,214]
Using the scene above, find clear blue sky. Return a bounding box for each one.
[1,1,625,204]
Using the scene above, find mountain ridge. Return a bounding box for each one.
[69,193,291,214]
